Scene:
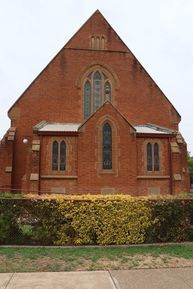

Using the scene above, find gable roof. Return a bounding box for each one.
[8,10,181,121]
[79,100,136,132]
[64,9,129,52]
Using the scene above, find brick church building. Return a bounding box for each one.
[0,10,189,195]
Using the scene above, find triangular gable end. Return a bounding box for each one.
[64,10,129,52]
[79,100,136,133]
[8,10,130,116]
[8,10,180,121]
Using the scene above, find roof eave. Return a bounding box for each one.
[136,133,175,138]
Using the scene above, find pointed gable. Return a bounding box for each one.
[8,9,180,131]
[79,101,135,133]
[65,10,129,52]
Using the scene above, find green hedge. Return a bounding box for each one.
[0,196,193,245]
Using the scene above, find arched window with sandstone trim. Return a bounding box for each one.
[52,141,58,170]
[96,36,100,49]
[147,143,152,171]
[60,141,66,171]
[52,140,67,171]
[146,142,160,172]
[101,36,105,50]
[84,80,91,118]
[90,35,106,50]
[83,70,112,119]
[154,143,159,171]
[93,71,102,112]
[103,123,112,169]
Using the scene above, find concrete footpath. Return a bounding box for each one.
[1,267,193,289]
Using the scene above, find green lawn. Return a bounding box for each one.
[0,244,193,272]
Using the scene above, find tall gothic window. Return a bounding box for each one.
[147,142,159,172]
[84,81,91,118]
[103,123,112,169]
[52,141,58,170]
[154,143,159,171]
[52,141,66,171]
[93,71,102,112]
[84,70,112,119]
[60,141,66,171]
[147,143,152,171]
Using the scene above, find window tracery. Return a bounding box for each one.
[84,70,112,118]
[52,141,66,171]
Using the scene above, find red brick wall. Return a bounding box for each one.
[1,10,188,194]
[77,102,137,194]
[39,135,78,193]
[0,136,14,189]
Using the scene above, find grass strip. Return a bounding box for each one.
[0,244,193,273]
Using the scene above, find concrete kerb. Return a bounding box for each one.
[0,241,193,249]
[1,269,193,289]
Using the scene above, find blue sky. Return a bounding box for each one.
[0,0,193,153]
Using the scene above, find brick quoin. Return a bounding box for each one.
[0,10,189,195]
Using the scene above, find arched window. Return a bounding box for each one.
[103,123,112,169]
[90,35,106,50]
[147,142,160,172]
[84,81,91,118]
[60,141,66,171]
[84,70,112,119]
[52,141,58,170]
[52,141,66,171]
[154,143,159,171]
[104,81,111,101]
[93,71,102,112]
[101,36,105,50]
[96,37,100,49]
[147,143,152,171]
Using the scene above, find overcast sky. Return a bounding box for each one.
[0,0,193,154]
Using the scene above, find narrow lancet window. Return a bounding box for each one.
[101,36,105,50]
[60,141,66,171]
[52,141,58,170]
[103,123,112,169]
[96,37,100,49]
[93,71,102,112]
[84,81,91,119]
[104,81,111,101]
[154,143,159,171]
[147,143,152,171]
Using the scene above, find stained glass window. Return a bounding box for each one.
[52,141,58,170]
[60,141,66,171]
[147,143,152,171]
[84,81,91,118]
[154,143,159,171]
[84,70,112,118]
[103,123,112,169]
[93,71,102,112]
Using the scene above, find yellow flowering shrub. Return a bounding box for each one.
[55,195,154,245]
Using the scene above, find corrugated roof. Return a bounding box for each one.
[39,123,81,132]
[134,124,174,134]
[35,121,174,135]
